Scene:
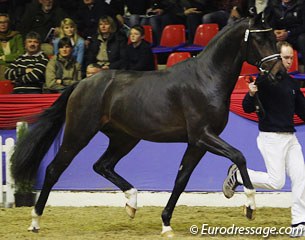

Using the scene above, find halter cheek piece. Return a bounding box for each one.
[244,28,281,74]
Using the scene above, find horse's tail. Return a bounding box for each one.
[11,83,78,183]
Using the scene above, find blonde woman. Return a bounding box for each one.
[86,15,127,70]
[53,18,85,65]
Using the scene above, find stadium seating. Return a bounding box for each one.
[177,24,219,53]
[166,52,191,67]
[152,25,186,54]
[0,80,13,94]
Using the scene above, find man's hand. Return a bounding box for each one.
[184,8,202,15]
[249,82,258,97]
[25,68,33,73]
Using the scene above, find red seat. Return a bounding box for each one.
[0,80,13,94]
[194,23,219,47]
[240,62,259,76]
[166,52,191,68]
[177,24,219,52]
[152,25,186,54]
[143,25,153,44]
[289,50,299,73]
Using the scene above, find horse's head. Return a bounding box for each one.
[242,13,285,82]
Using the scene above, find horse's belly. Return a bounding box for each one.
[104,120,188,142]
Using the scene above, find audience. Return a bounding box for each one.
[181,0,218,44]
[85,15,127,70]
[124,0,151,27]
[125,25,155,71]
[0,0,32,29]
[86,63,101,77]
[53,18,85,65]
[201,0,240,29]
[45,37,82,93]
[145,0,186,45]
[5,31,49,93]
[265,0,305,69]
[0,13,24,79]
[16,0,67,56]
[17,0,67,43]
[74,0,117,45]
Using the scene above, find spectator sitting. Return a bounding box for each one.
[124,0,151,27]
[145,0,186,45]
[0,13,24,79]
[45,37,82,93]
[5,31,49,93]
[125,25,155,71]
[181,0,218,44]
[201,0,241,29]
[53,18,85,65]
[17,0,67,55]
[265,0,305,68]
[75,0,117,46]
[86,63,101,77]
[86,15,127,70]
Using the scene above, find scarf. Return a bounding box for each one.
[0,30,19,42]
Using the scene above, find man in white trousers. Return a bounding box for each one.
[223,41,305,238]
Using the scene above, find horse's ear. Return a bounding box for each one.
[249,12,264,27]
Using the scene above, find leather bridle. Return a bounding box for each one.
[243,28,281,75]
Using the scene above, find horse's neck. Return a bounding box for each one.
[197,24,247,91]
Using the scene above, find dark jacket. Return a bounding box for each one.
[180,0,218,15]
[125,0,151,14]
[17,2,67,42]
[266,0,305,38]
[74,1,116,40]
[125,40,155,71]
[242,73,305,132]
[86,32,127,70]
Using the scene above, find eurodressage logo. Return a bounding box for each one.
[189,223,304,238]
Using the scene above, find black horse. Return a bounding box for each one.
[12,15,284,236]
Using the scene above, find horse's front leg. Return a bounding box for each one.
[197,132,256,220]
[161,145,206,237]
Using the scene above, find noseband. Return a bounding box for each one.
[244,28,281,74]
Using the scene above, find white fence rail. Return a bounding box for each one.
[0,136,15,207]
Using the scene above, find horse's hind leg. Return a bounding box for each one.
[161,145,206,237]
[93,132,139,218]
[29,126,99,231]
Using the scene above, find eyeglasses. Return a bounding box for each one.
[0,21,8,24]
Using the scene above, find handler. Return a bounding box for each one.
[223,41,305,238]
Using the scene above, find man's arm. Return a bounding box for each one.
[18,54,49,84]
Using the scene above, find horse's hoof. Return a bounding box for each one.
[28,226,39,233]
[125,203,136,219]
[243,205,256,220]
[161,229,175,238]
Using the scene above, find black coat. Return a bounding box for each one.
[74,1,116,40]
[17,2,67,42]
[266,0,305,38]
[86,32,127,70]
[125,40,155,71]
